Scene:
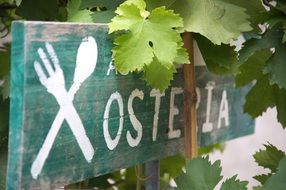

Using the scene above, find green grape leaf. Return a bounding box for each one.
[222,0,266,31]
[238,26,284,64]
[274,88,286,128]
[80,0,125,10]
[175,156,222,190]
[253,143,286,173]
[146,0,252,44]
[160,155,185,188]
[198,143,225,156]
[0,45,10,100]
[142,60,176,92]
[180,0,252,44]
[194,33,238,75]
[263,157,286,190]
[244,75,276,118]
[239,26,286,127]
[91,11,116,23]
[220,175,248,190]
[117,167,137,190]
[109,3,144,33]
[160,155,185,178]
[0,44,10,77]
[253,186,262,190]
[254,174,272,185]
[67,0,117,23]
[16,0,58,20]
[174,42,189,64]
[266,15,286,29]
[235,50,271,87]
[264,44,286,89]
[109,0,186,75]
[15,0,21,6]
[1,76,10,100]
[145,0,176,10]
[283,24,286,43]
[272,1,286,14]
[67,0,93,22]
[0,0,16,4]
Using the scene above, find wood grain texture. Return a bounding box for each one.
[7,21,254,190]
[183,33,198,159]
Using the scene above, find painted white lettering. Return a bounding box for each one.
[217,90,229,128]
[150,89,165,141]
[127,89,144,147]
[168,87,183,139]
[202,81,215,133]
[103,92,124,150]
[106,61,118,76]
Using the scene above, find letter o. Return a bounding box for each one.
[103,92,124,150]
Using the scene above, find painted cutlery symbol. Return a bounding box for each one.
[31,36,98,179]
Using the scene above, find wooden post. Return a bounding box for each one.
[145,160,159,190]
[182,32,198,159]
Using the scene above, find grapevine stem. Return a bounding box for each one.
[136,164,143,190]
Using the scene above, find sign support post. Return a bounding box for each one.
[183,32,198,159]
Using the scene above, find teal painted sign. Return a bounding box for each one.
[7,21,254,189]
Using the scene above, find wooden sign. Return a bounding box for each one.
[7,21,254,189]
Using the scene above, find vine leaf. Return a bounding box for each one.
[235,50,271,87]
[109,0,188,90]
[222,0,266,31]
[220,175,248,190]
[253,143,286,173]
[142,60,176,92]
[15,0,21,6]
[274,88,286,128]
[263,157,286,190]
[282,22,286,43]
[179,0,251,44]
[271,1,286,15]
[146,0,252,45]
[16,0,58,20]
[1,76,9,100]
[0,44,10,100]
[194,33,238,75]
[175,156,222,190]
[264,44,286,89]
[254,174,272,185]
[67,0,93,23]
[238,26,284,64]
[243,75,286,127]
[79,0,125,10]
[243,75,276,118]
[237,25,286,127]
[160,155,185,179]
[160,155,185,188]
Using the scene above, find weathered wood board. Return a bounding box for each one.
[7,21,254,189]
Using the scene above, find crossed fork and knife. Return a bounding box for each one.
[31,36,98,179]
